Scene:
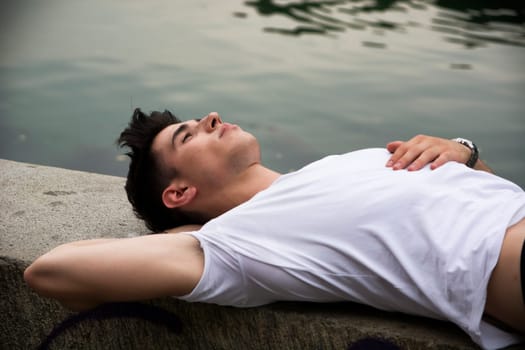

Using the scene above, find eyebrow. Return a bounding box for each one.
[171,124,188,149]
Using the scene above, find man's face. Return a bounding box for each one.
[151,112,261,192]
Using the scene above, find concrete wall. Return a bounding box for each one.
[0,158,502,349]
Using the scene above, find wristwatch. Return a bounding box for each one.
[452,137,479,168]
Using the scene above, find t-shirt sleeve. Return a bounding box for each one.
[178,233,247,306]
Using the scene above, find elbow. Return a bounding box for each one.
[24,259,49,295]
[23,264,34,289]
[24,255,100,312]
[24,253,62,299]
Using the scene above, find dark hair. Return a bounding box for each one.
[117,108,192,232]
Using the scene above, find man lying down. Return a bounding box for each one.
[25,109,525,349]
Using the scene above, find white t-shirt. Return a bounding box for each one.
[180,149,525,349]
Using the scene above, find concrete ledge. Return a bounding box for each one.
[0,158,501,349]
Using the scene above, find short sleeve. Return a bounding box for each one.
[178,233,247,306]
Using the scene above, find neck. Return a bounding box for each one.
[194,164,281,221]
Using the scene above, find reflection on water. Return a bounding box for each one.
[434,1,525,48]
[243,0,525,48]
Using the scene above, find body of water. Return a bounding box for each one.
[1,0,524,187]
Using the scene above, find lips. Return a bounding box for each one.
[219,123,237,138]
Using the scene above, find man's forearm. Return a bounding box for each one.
[473,159,494,174]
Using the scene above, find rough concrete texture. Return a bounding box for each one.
[0,159,148,262]
[0,158,519,349]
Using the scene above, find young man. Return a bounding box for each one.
[25,109,525,349]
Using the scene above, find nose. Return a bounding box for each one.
[202,112,222,132]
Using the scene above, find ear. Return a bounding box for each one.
[162,181,197,209]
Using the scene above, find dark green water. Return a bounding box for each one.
[1,0,524,187]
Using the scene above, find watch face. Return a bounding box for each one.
[455,138,473,149]
[463,139,474,148]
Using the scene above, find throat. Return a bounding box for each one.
[199,164,281,220]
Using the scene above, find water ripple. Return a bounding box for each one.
[242,0,525,48]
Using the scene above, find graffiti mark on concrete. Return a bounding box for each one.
[348,337,401,349]
[38,302,183,350]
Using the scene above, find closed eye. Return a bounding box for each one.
[182,133,192,143]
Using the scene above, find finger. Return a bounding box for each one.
[386,141,415,168]
[385,141,405,167]
[407,149,440,171]
[430,152,453,170]
[386,134,429,168]
[386,141,403,154]
[392,146,427,170]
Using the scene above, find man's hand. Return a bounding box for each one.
[385,134,492,173]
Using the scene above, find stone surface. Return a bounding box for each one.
[0,158,514,349]
[0,159,148,262]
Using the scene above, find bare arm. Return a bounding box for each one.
[385,135,494,174]
[165,224,202,234]
[24,233,203,311]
